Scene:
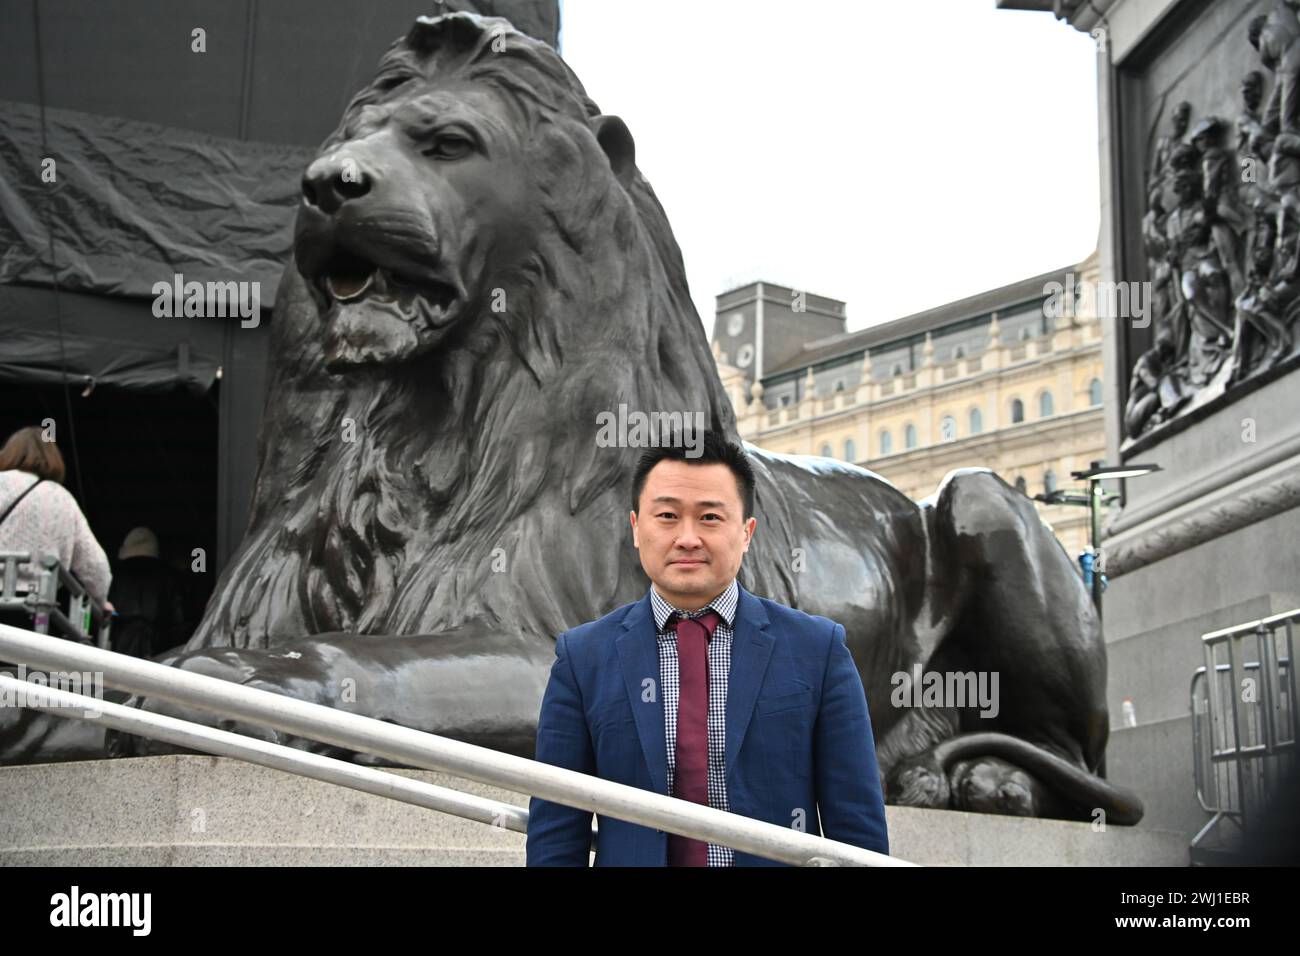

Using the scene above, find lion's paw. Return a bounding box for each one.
[887,755,950,809]
[951,757,1039,816]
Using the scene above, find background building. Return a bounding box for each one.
[714,254,1106,559]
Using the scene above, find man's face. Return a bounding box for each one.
[630,460,756,611]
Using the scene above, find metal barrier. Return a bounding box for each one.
[0,623,913,867]
[1190,607,1297,864]
[0,551,111,648]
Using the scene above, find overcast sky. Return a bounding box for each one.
[559,0,1100,337]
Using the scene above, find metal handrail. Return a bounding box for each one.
[0,672,543,839]
[0,624,913,867]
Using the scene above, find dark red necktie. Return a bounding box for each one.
[668,609,722,867]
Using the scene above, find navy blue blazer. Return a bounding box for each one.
[526,582,890,866]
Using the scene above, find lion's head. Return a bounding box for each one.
[296,13,643,373]
[194,13,739,646]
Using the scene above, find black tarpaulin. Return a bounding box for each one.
[0,284,226,395]
[0,99,315,302]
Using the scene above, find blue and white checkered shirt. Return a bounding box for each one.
[649,578,739,867]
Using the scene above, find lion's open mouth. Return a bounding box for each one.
[314,248,461,326]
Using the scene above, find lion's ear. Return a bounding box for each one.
[592,114,636,187]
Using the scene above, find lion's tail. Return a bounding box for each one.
[931,731,1145,826]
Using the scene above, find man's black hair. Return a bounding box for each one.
[630,427,756,519]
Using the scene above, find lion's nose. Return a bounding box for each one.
[301,154,373,214]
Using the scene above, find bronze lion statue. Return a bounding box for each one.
[3,12,1143,826]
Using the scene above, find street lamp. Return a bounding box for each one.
[1034,490,1100,508]
[1033,488,1114,604]
[1068,460,1161,616]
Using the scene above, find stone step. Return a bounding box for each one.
[0,755,1189,866]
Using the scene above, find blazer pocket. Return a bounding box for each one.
[591,701,636,732]
[757,686,813,716]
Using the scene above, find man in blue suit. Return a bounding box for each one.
[526,428,889,866]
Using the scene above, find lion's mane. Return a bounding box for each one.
[188,13,739,649]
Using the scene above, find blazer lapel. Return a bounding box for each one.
[615,583,776,796]
[725,583,774,783]
[616,594,669,795]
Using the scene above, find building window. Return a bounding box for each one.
[834,379,845,392]
[940,415,956,442]
[780,395,791,407]
[891,363,904,377]
[844,439,856,461]
[1014,476,1027,495]
[1019,326,1033,341]
[1039,391,1054,417]
[820,443,833,458]
[879,430,892,456]
[969,407,983,435]
[953,346,965,360]
[1010,398,1024,423]
[1088,377,1103,406]
[1044,469,1057,494]
[904,423,918,449]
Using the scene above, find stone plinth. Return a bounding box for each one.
[0,755,1187,866]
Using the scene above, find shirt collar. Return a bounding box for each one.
[650,578,738,631]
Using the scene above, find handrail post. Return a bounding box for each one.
[1190,667,1209,813]
[1279,624,1289,749]
[32,557,57,635]
[1224,632,1247,829]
